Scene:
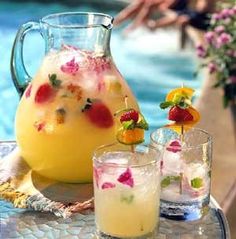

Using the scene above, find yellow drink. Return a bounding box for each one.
[93,145,160,238]
[15,49,138,182]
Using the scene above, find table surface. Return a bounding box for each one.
[0,141,231,239]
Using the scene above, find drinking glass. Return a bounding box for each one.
[150,127,212,221]
[93,143,161,238]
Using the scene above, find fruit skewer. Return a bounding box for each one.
[114,96,149,152]
[160,86,201,194]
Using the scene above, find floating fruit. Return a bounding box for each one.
[104,75,122,95]
[35,83,55,104]
[55,108,66,124]
[82,98,114,128]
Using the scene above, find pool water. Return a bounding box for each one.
[0,1,203,140]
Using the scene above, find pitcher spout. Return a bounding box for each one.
[40,12,114,55]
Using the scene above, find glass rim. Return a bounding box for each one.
[150,127,213,150]
[93,142,160,168]
[41,12,113,29]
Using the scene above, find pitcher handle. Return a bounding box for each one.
[10,22,41,97]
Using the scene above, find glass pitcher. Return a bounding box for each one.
[11,12,138,183]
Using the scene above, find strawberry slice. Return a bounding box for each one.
[35,83,55,104]
[83,100,113,128]
[168,106,193,122]
[120,110,139,123]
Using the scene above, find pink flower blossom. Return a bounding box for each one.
[196,45,206,58]
[61,58,79,75]
[229,76,236,84]
[233,7,236,14]
[214,26,225,34]
[208,62,218,74]
[101,182,116,189]
[216,33,232,48]
[117,168,134,188]
[166,140,181,153]
[204,31,215,44]
[212,13,222,21]
[220,8,235,18]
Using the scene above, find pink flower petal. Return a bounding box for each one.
[61,58,79,75]
[87,56,111,74]
[166,140,181,153]
[117,168,134,187]
[25,84,32,98]
[101,182,116,189]
[93,167,103,188]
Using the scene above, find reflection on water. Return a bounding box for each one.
[0,1,202,140]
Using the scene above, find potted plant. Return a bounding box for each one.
[196,2,236,108]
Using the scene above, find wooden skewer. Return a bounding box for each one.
[179,83,185,194]
[124,95,135,154]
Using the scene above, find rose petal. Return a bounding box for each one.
[94,167,103,188]
[117,168,134,187]
[101,182,116,189]
[25,84,32,98]
[166,140,181,153]
[61,58,79,75]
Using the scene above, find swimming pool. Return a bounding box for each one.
[0,1,203,140]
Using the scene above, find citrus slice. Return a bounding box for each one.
[116,128,145,145]
[166,87,194,101]
[187,106,200,124]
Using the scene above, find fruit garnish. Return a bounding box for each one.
[49,74,62,88]
[103,75,122,95]
[55,108,66,124]
[60,58,79,75]
[191,177,203,189]
[117,168,134,188]
[168,106,194,122]
[35,83,55,104]
[66,83,83,101]
[82,98,114,128]
[101,182,116,190]
[115,108,148,145]
[25,83,32,98]
[160,86,200,128]
[34,121,46,132]
[166,87,194,102]
[120,109,139,123]
[120,194,134,204]
[116,128,144,145]
[161,176,181,188]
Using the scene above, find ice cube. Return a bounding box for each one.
[162,149,182,174]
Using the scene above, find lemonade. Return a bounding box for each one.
[93,145,160,238]
[15,47,138,183]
